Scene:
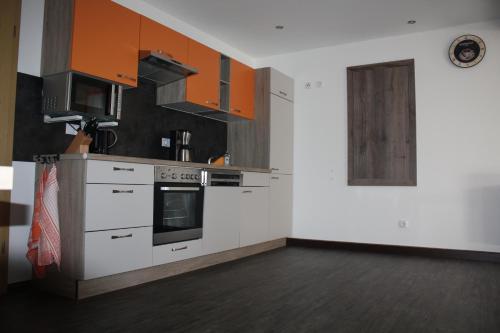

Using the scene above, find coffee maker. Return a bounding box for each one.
[170,130,193,162]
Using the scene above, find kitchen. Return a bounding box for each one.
[2,0,500,332]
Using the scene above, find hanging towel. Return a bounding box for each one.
[27,165,61,278]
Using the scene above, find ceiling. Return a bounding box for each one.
[143,0,500,58]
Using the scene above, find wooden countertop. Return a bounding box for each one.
[57,153,272,173]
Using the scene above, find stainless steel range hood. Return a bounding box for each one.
[138,50,197,86]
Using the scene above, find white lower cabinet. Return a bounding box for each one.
[152,239,202,266]
[269,174,293,239]
[202,187,241,255]
[239,187,270,247]
[84,227,153,280]
[85,184,153,231]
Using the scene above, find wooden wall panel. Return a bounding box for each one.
[347,59,416,186]
[0,0,21,294]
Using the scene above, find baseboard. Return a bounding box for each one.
[286,238,500,264]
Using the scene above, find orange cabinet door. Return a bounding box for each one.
[230,59,255,119]
[139,16,188,64]
[71,0,140,87]
[186,39,220,109]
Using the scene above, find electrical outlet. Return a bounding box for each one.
[398,220,409,228]
[161,137,171,148]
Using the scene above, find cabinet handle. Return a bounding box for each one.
[112,189,134,194]
[271,176,280,180]
[206,101,219,106]
[279,90,288,96]
[242,190,253,194]
[111,233,132,239]
[172,246,188,252]
[271,168,280,171]
[231,108,241,113]
[117,73,137,82]
[113,167,134,172]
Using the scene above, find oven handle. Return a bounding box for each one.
[160,187,200,191]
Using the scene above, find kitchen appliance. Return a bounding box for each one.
[153,166,206,245]
[170,130,193,162]
[206,169,242,186]
[138,50,198,86]
[42,72,122,121]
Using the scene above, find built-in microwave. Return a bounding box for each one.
[42,72,122,121]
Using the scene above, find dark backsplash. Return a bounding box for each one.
[13,73,227,163]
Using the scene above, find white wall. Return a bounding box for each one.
[17,0,44,76]
[256,20,500,252]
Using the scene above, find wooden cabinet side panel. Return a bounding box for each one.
[40,0,74,76]
[227,68,270,169]
[56,160,86,279]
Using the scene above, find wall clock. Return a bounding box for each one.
[449,35,486,68]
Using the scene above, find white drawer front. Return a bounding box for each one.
[84,227,153,279]
[86,160,153,184]
[270,68,294,102]
[85,184,153,231]
[153,239,202,266]
[242,172,270,187]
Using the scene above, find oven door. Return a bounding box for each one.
[153,182,204,246]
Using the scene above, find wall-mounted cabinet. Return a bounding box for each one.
[186,39,221,109]
[230,59,255,119]
[42,0,140,87]
[139,16,188,64]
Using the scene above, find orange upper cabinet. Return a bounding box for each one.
[71,0,140,87]
[139,16,188,64]
[230,59,255,119]
[186,39,220,110]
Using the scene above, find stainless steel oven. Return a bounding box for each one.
[153,166,205,246]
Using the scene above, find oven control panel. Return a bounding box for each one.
[154,166,202,183]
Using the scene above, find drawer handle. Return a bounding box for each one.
[271,168,280,171]
[242,190,253,194]
[113,167,134,172]
[205,100,219,106]
[271,176,280,180]
[112,190,134,194]
[172,246,188,252]
[111,233,132,240]
[279,90,287,96]
[231,108,241,113]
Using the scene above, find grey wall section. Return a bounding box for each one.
[13,73,227,163]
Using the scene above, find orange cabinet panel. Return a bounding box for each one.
[186,40,220,109]
[139,16,188,64]
[71,0,140,87]
[230,59,255,119]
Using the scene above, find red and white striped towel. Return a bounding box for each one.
[27,165,61,278]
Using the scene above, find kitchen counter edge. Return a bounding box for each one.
[51,153,272,173]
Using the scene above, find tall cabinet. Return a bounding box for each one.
[228,68,294,239]
[267,69,294,239]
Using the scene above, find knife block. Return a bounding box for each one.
[65,130,93,154]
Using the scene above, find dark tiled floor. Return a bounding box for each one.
[2,246,500,333]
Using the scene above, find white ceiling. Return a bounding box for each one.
[143,0,500,58]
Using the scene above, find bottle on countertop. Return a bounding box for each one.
[224,152,231,166]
